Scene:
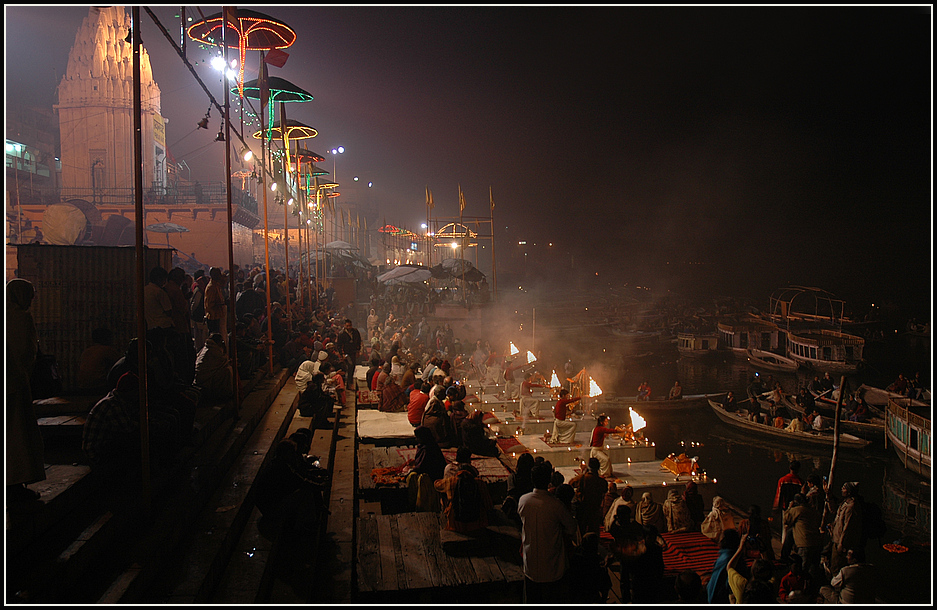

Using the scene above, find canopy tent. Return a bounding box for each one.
[377,265,432,285]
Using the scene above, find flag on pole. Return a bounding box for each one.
[429,189,434,210]
[259,53,270,115]
[425,185,430,208]
[459,184,465,214]
[489,186,495,212]
[223,6,239,27]
[264,48,290,68]
[223,7,244,97]
[356,213,360,229]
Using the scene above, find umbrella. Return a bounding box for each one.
[146,222,190,248]
[251,119,318,141]
[435,258,486,282]
[235,76,314,103]
[296,148,326,163]
[325,240,357,251]
[187,9,296,97]
[377,265,432,285]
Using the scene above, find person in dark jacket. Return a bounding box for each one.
[460,409,499,457]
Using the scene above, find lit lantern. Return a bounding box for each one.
[550,371,561,388]
[588,377,603,397]
[629,407,647,432]
[510,342,519,356]
[526,350,536,364]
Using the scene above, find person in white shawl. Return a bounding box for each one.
[295,360,319,393]
[194,333,233,400]
[701,495,737,541]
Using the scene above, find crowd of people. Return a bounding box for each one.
[7,267,887,603]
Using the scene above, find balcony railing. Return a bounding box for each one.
[8,182,258,215]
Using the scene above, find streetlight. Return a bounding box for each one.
[329,146,344,184]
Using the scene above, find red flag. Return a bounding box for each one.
[223,6,239,28]
[264,48,290,68]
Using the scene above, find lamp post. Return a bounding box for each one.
[328,147,344,243]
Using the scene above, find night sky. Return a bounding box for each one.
[5,5,932,317]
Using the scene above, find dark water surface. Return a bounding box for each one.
[541,334,931,604]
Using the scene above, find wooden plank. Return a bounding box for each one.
[356,515,381,593]
[389,516,407,591]
[358,445,375,491]
[492,552,525,583]
[396,513,434,590]
[376,515,399,592]
[38,415,85,426]
[469,553,498,583]
[443,539,480,586]
[419,512,461,589]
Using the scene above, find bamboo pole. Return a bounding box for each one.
[131,6,151,511]
[280,101,291,332]
[821,375,848,527]
[260,51,274,375]
[222,14,240,407]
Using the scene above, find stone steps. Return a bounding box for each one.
[94,368,291,603]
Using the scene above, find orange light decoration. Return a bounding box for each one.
[251,120,318,141]
[187,9,296,98]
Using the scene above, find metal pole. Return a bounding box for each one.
[131,6,151,511]
[280,101,291,332]
[260,52,274,374]
[222,11,241,406]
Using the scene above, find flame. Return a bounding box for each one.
[526,350,536,364]
[629,407,647,432]
[550,371,561,387]
[588,377,602,397]
[509,342,519,355]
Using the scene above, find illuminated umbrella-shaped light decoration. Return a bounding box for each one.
[295,148,326,163]
[526,351,537,365]
[251,119,319,142]
[509,342,519,356]
[236,76,313,104]
[187,9,296,97]
[252,120,319,196]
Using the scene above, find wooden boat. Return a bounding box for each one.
[746,349,799,373]
[677,332,723,357]
[857,384,930,409]
[597,392,726,412]
[780,396,884,441]
[885,397,931,478]
[707,398,871,450]
[784,328,864,374]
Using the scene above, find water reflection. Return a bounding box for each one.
[596,348,931,603]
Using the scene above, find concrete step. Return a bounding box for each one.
[158,377,301,604]
[94,368,291,604]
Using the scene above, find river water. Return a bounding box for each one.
[537,332,932,604]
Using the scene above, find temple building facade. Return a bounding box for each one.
[6,5,259,274]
